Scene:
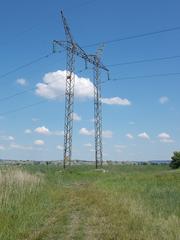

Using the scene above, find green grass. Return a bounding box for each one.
[0,164,180,239]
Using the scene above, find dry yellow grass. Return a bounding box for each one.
[0,167,41,207]
[0,168,41,186]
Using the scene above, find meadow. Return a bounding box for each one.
[0,164,179,240]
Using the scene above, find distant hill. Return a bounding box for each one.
[148,160,170,164]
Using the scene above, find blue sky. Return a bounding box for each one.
[0,0,180,161]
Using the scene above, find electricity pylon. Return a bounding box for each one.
[89,46,109,168]
[53,11,109,168]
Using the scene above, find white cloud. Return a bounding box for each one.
[90,118,95,122]
[10,143,32,150]
[0,145,5,150]
[73,113,81,121]
[160,139,174,143]
[158,132,170,139]
[79,128,113,138]
[115,145,126,153]
[53,131,64,136]
[90,149,95,152]
[79,128,94,136]
[35,70,94,100]
[34,126,50,135]
[34,140,44,146]
[102,130,113,138]
[159,96,169,104]
[158,132,173,143]
[115,144,126,149]
[103,153,108,157]
[16,78,27,86]
[32,118,39,122]
[0,135,15,141]
[57,145,63,150]
[34,126,64,136]
[25,129,32,134]
[8,136,14,141]
[101,97,131,106]
[84,143,93,147]
[126,133,134,139]
[138,132,150,140]
[116,149,122,153]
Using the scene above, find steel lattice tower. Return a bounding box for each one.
[53,11,109,168]
[63,48,75,168]
[94,61,103,168]
[89,47,109,168]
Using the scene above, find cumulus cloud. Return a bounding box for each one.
[8,136,14,141]
[10,143,32,150]
[34,126,64,136]
[79,128,94,136]
[34,126,50,135]
[115,144,126,149]
[35,70,94,100]
[32,118,39,122]
[25,129,32,134]
[0,135,15,141]
[57,145,63,150]
[73,113,81,121]
[126,133,134,139]
[0,145,5,150]
[79,128,113,138]
[84,143,93,147]
[101,97,131,106]
[34,140,44,146]
[159,96,169,104]
[90,149,95,152]
[158,132,173,143]
[102,130,113,138]
[115,145,126,153]
[16,78,27,86]
[138,132,150,140]
[53,131,64,136]
[90,118,95,122]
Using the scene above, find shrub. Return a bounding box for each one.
[170,151,180,169]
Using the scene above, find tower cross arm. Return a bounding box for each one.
[53,40,109,74]
[53,40,88,59]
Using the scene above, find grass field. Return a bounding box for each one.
[0,164,179,240]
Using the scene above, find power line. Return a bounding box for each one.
[84,26,180,48]
[1,24,180,81]
[0,53,53,81]
[0,25,179,108]
[107,54,180,67]
[102,72,180,84]
[0,100,47,116]
[0,87,35,102]
[1,50,180,85]
[1,50,180,104]
[0,51,180,104]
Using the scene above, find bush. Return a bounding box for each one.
[170,151,180,169]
